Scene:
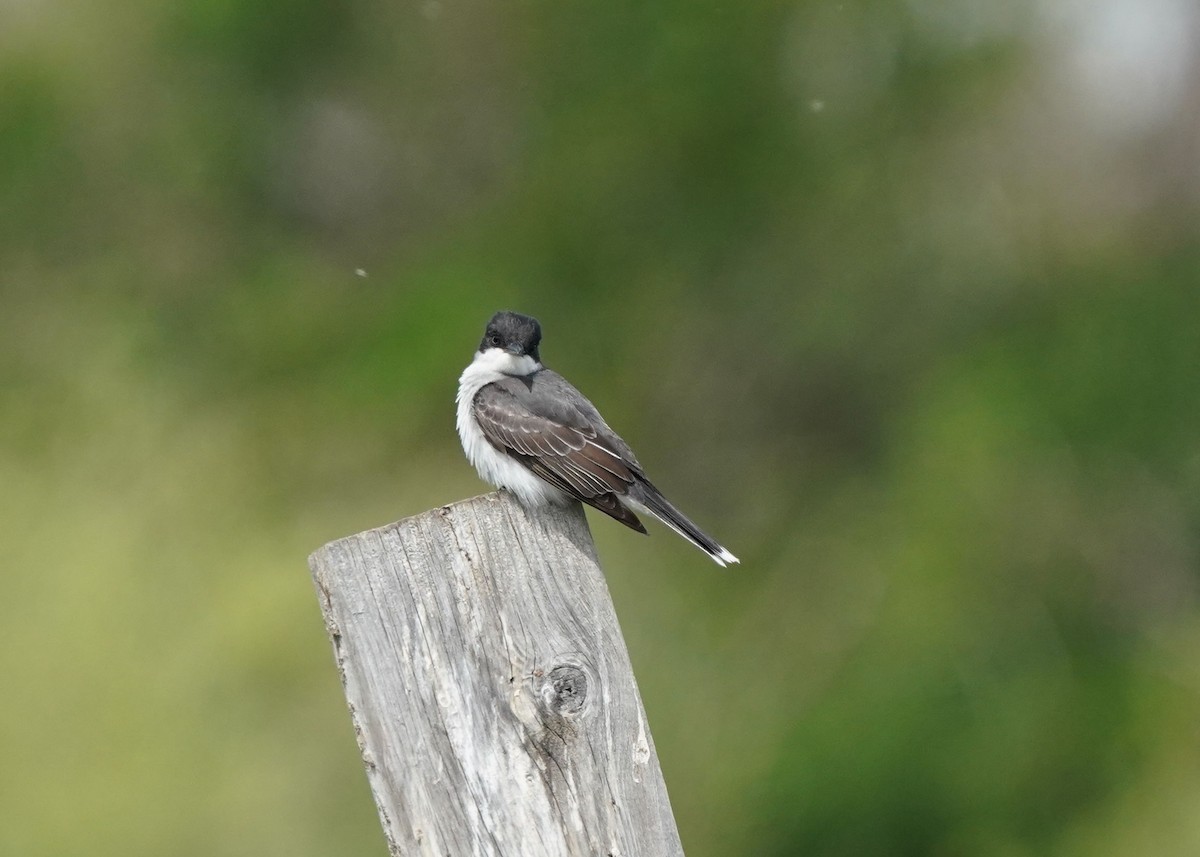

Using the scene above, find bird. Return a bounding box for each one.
[456,310,738,566]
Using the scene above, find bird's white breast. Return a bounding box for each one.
[455,348,569,507]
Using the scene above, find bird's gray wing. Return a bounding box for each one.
[473,372,647,532]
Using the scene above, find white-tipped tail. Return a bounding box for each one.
[625,486,739,567]
[713,547,740,567]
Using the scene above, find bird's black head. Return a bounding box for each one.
[480,311,542,362]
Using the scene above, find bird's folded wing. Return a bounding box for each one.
[472,383,640,502]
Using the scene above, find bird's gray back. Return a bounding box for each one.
[488,369,642,467]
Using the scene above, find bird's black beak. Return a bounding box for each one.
[505,343,524,356]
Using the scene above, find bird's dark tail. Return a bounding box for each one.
[627,482,739,567]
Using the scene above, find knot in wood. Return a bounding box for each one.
[543,664,588,715]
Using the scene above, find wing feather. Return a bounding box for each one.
[472,376,647,533]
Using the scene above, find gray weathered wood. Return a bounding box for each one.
[308,490,684,857]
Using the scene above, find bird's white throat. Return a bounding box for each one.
[465,348,540,380]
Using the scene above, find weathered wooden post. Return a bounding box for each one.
[308,490,684,857]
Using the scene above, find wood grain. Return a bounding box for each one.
[308,491,684,857]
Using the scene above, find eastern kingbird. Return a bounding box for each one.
[456,310,738,566]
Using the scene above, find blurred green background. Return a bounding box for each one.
[4,0,1200,854]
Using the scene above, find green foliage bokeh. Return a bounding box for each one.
[3,1,1199,855]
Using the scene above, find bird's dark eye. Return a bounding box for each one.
[487,332,502,347]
